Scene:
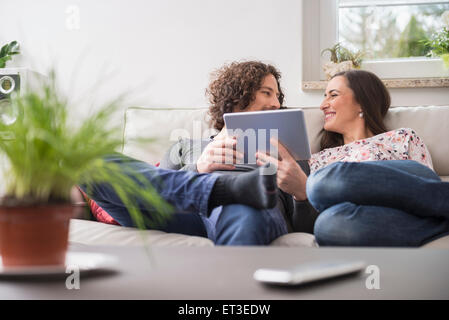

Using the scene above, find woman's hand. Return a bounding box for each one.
[196,134,243,173]
[256,138,308,201]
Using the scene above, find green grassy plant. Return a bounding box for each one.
[0,71,172,229]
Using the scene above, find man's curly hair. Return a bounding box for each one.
[206,61,284,130]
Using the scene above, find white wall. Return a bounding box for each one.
[0,0,447,123]
[0,0,303,117]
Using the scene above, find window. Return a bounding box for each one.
[303,0,449,82]
[339,0,449,60]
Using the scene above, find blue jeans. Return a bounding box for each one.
[307,160,449,247]
[207,205,288,245]
[80,154,287,245]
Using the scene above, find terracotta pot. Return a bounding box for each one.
[322,60,355,80]
[0,204,74,267]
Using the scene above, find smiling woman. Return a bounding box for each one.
[306,70,449,246]
[319,70,390,149]
[257,68,449,247]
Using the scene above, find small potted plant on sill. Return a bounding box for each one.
[321,42,363,80]
[0,41,20,68]
[425,11,449,69]
[0,71,171,267]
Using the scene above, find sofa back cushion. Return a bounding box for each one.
[122,105,449,177]
[123,107,214,166]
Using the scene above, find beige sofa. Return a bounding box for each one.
[69,105,449,248]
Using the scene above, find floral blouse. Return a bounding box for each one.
[309,128,433,174]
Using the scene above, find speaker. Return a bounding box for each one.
[0,73,20,99]
[0,69,21,140]
[0,68,43,140]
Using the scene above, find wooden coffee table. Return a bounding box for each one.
[1,243,448,300]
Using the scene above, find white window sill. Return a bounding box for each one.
[361,58,449,79]
[302,77,449,90]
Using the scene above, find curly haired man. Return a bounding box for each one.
[79,61,303,246]
[160,61,318,245]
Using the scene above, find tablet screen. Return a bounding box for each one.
[223,109,311,163]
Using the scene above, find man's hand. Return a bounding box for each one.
[256,138,308,201]
[196,135,243,173]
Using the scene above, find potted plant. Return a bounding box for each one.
[0,41,20,68]
[321,42,363,80]
[425,11,449,68]
[0,71,171,267]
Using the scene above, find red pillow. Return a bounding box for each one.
[78,188,120,226]
[77,162,160,226]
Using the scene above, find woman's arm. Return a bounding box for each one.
[403,128,434,170]
[256,138,309,201]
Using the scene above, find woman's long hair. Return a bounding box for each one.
[320,70,391,150]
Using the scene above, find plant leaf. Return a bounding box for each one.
[8,41,20,54]
[0,43,9,58]
[0,56,12,68]
[0,41,20,67]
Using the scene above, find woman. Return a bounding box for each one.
[256,69,449,247]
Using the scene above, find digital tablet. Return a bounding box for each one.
[223,109,311,163]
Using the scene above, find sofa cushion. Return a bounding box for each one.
[384,106,449,176]
[69,218,319,248]
[123,107,215,165]
[422,234,449,249]
[69,218,449,248]
[69,219,214,247]
[69,219,449,248]
[270,232,319,247]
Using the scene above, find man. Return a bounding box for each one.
[78,61,291,246]
[160,61,319,245]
